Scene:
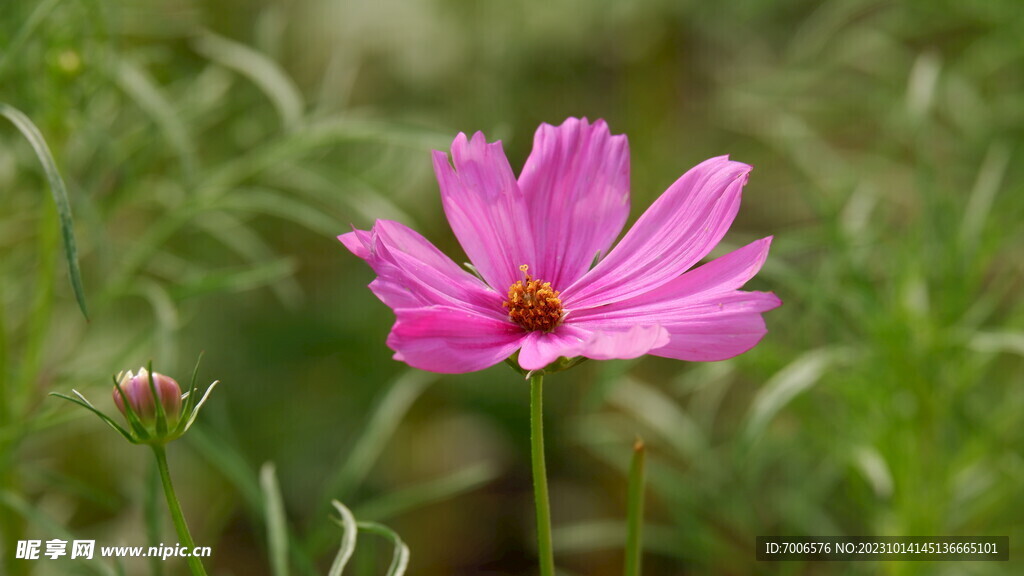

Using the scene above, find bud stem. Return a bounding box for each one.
[152,445,208,576]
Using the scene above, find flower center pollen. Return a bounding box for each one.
[503,265,564,332]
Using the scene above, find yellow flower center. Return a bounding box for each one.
[503,265,564,332]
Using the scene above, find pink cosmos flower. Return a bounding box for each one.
[340,118,781,374]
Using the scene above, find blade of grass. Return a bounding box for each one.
[0,103,89,319]
[168,258,299,300]
[194,211,302,308]
[260,463,290,576]
[113,57,199,183]
[215,187,344,237]
[357,522,409,576]
[192,31,304,131]
[744,347,848,442]
[265,165,418,228]
[308,371,433,555]
[328,501,358,576]
[187,425,262,511]
[960,141,1011,251]
[321,370,433,502]
[609,379,706,460]
[135,279,180,370]
[198,118,448,200]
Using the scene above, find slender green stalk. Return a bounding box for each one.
[152,445,208,576]
[624,438,646,576]
[530,374,555,576]
[145,461,165,576]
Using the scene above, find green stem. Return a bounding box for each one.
[530,373,555,576]
[624,438,646,576]
[152,445,208,576]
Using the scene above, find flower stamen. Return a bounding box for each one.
[504,265,564,332]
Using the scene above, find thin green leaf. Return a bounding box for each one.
[215,187,343,237]
[322,371,433,502]
[179,380,218,434]
[0,103,88,319]
[187,425,262,513]
[308,372,432,556]
[357,522,409,576]
[114,57,199,181]
[199,118,447,199]
[192,32,304,131]
[169,258,298,300]
[353,462,500,521]
[49,391,133,441]
[195,211,302,308]
[134,280,180,368]
[970,331,1024,357]
[177,352,206,432]
[744,347,850,442]
[852,446,894,499]
[260,463,290,576]
[609,379,707,459]
[266,165,417,228]
[101,195,219,302]
[960,141,1011,249]
[328,500,358,576]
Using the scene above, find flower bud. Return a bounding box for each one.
[113,367,182,429]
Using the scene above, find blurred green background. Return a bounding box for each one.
[2,0,1023,574]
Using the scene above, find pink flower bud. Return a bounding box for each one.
[113,367,182,428]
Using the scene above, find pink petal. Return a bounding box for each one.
[569,237,780,361]
[340,220,503,317]
[516,324,670,371]
[517,326,589,371]
[518,118,630,289]
[570,237,774,326]
[338,229,371,259]
[575,289,780,362]
[387,306,525,373]
[649,292,780,361]
[580,324,670,361]
[433,132,536,291]
[564,156,751,310]
[673,236,774,295]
